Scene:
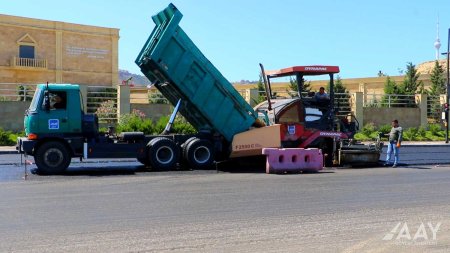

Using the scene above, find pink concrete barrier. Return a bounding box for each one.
[262,148,324,174]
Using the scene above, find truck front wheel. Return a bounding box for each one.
[34,141,71,174]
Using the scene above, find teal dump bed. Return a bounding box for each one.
[135,4,257,142]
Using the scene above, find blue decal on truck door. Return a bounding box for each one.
[48,119,59,130]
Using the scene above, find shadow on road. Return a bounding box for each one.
[30,166,138,177]
[216,156,334,175]
[399,165,431,170]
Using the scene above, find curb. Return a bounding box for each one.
[0,150,18,155]
[2,143,449,155]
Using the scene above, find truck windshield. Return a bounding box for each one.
[29,87,42,112]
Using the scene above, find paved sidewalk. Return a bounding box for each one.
[364,141,450,146]
[0,146,17,154]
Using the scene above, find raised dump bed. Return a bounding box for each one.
[135,3,258,142]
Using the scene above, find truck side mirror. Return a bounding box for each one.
[44,91,50,111]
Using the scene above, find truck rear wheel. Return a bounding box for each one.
[34,141,71,174]
[148,137,179,170]
[183,138,215,170]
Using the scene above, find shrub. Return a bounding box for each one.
[378,124,391,135]
[0,128,15,146]
[361,123,376,136]
[353,132,370,141]
[428,124,443,136]
[116,109,154,134]
[172,116,196,134]
[95,100,117,124]
[402,127,418,141]
[115,111,196,135]
[154,116,169,134]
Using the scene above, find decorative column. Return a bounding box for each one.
[117,85,130,120]
[415,93,428,128]
[352,92,364,128]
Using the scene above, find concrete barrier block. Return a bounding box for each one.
[262,148,323,174]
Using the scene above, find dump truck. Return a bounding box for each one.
[16,3,382,174]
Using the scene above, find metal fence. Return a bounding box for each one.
[0,83,36,101]
[334,93,351,117]
[363,93,418,108]
[0,83,446,125]
[86,86,118,123]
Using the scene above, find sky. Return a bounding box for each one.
[2,0,450,82]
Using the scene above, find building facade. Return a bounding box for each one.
[0,13,119,86]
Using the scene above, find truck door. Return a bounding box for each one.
[39,91,70,134]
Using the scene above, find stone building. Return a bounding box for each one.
[0,13,119,87]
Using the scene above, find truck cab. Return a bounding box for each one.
[18,84,100,174]
[24,84,84,138]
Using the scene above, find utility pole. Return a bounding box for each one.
[446,28,450,143]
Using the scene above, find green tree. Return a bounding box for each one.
[429,60,446,96]
[381,76,400,107]
[253,74,266,104]
[256,74,265,93]
[428,61,446,122]
[287,77,310,98]
[400,62,422,95]
[332,75,347,93]
[398,62,421,107]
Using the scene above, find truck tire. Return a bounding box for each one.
[34,141,71,174]
[183,138,215,170]
[181,137,197,149]
[148,137,179,170]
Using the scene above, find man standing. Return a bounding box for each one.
[385,119,402,167]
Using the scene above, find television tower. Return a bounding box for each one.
[434,16,441,60]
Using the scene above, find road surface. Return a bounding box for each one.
[1,144,450,252]
[1,162,450,252]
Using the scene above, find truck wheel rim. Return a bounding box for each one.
[44,148,63,167]
[193,146,210,164]
[155,146,174,165]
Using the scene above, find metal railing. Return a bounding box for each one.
[87,86,118,123]
[334,93,351,117]
[0,83,36,101]
[11,57,47,69]
[363,93,418,108]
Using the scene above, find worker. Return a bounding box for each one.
[51,94,65,109]
[314,87,329,101]
[384,119,403,167]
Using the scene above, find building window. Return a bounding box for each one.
[19,45,35,59]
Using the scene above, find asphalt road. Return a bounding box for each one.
[1,145,450,252]
[1,162,450,252]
